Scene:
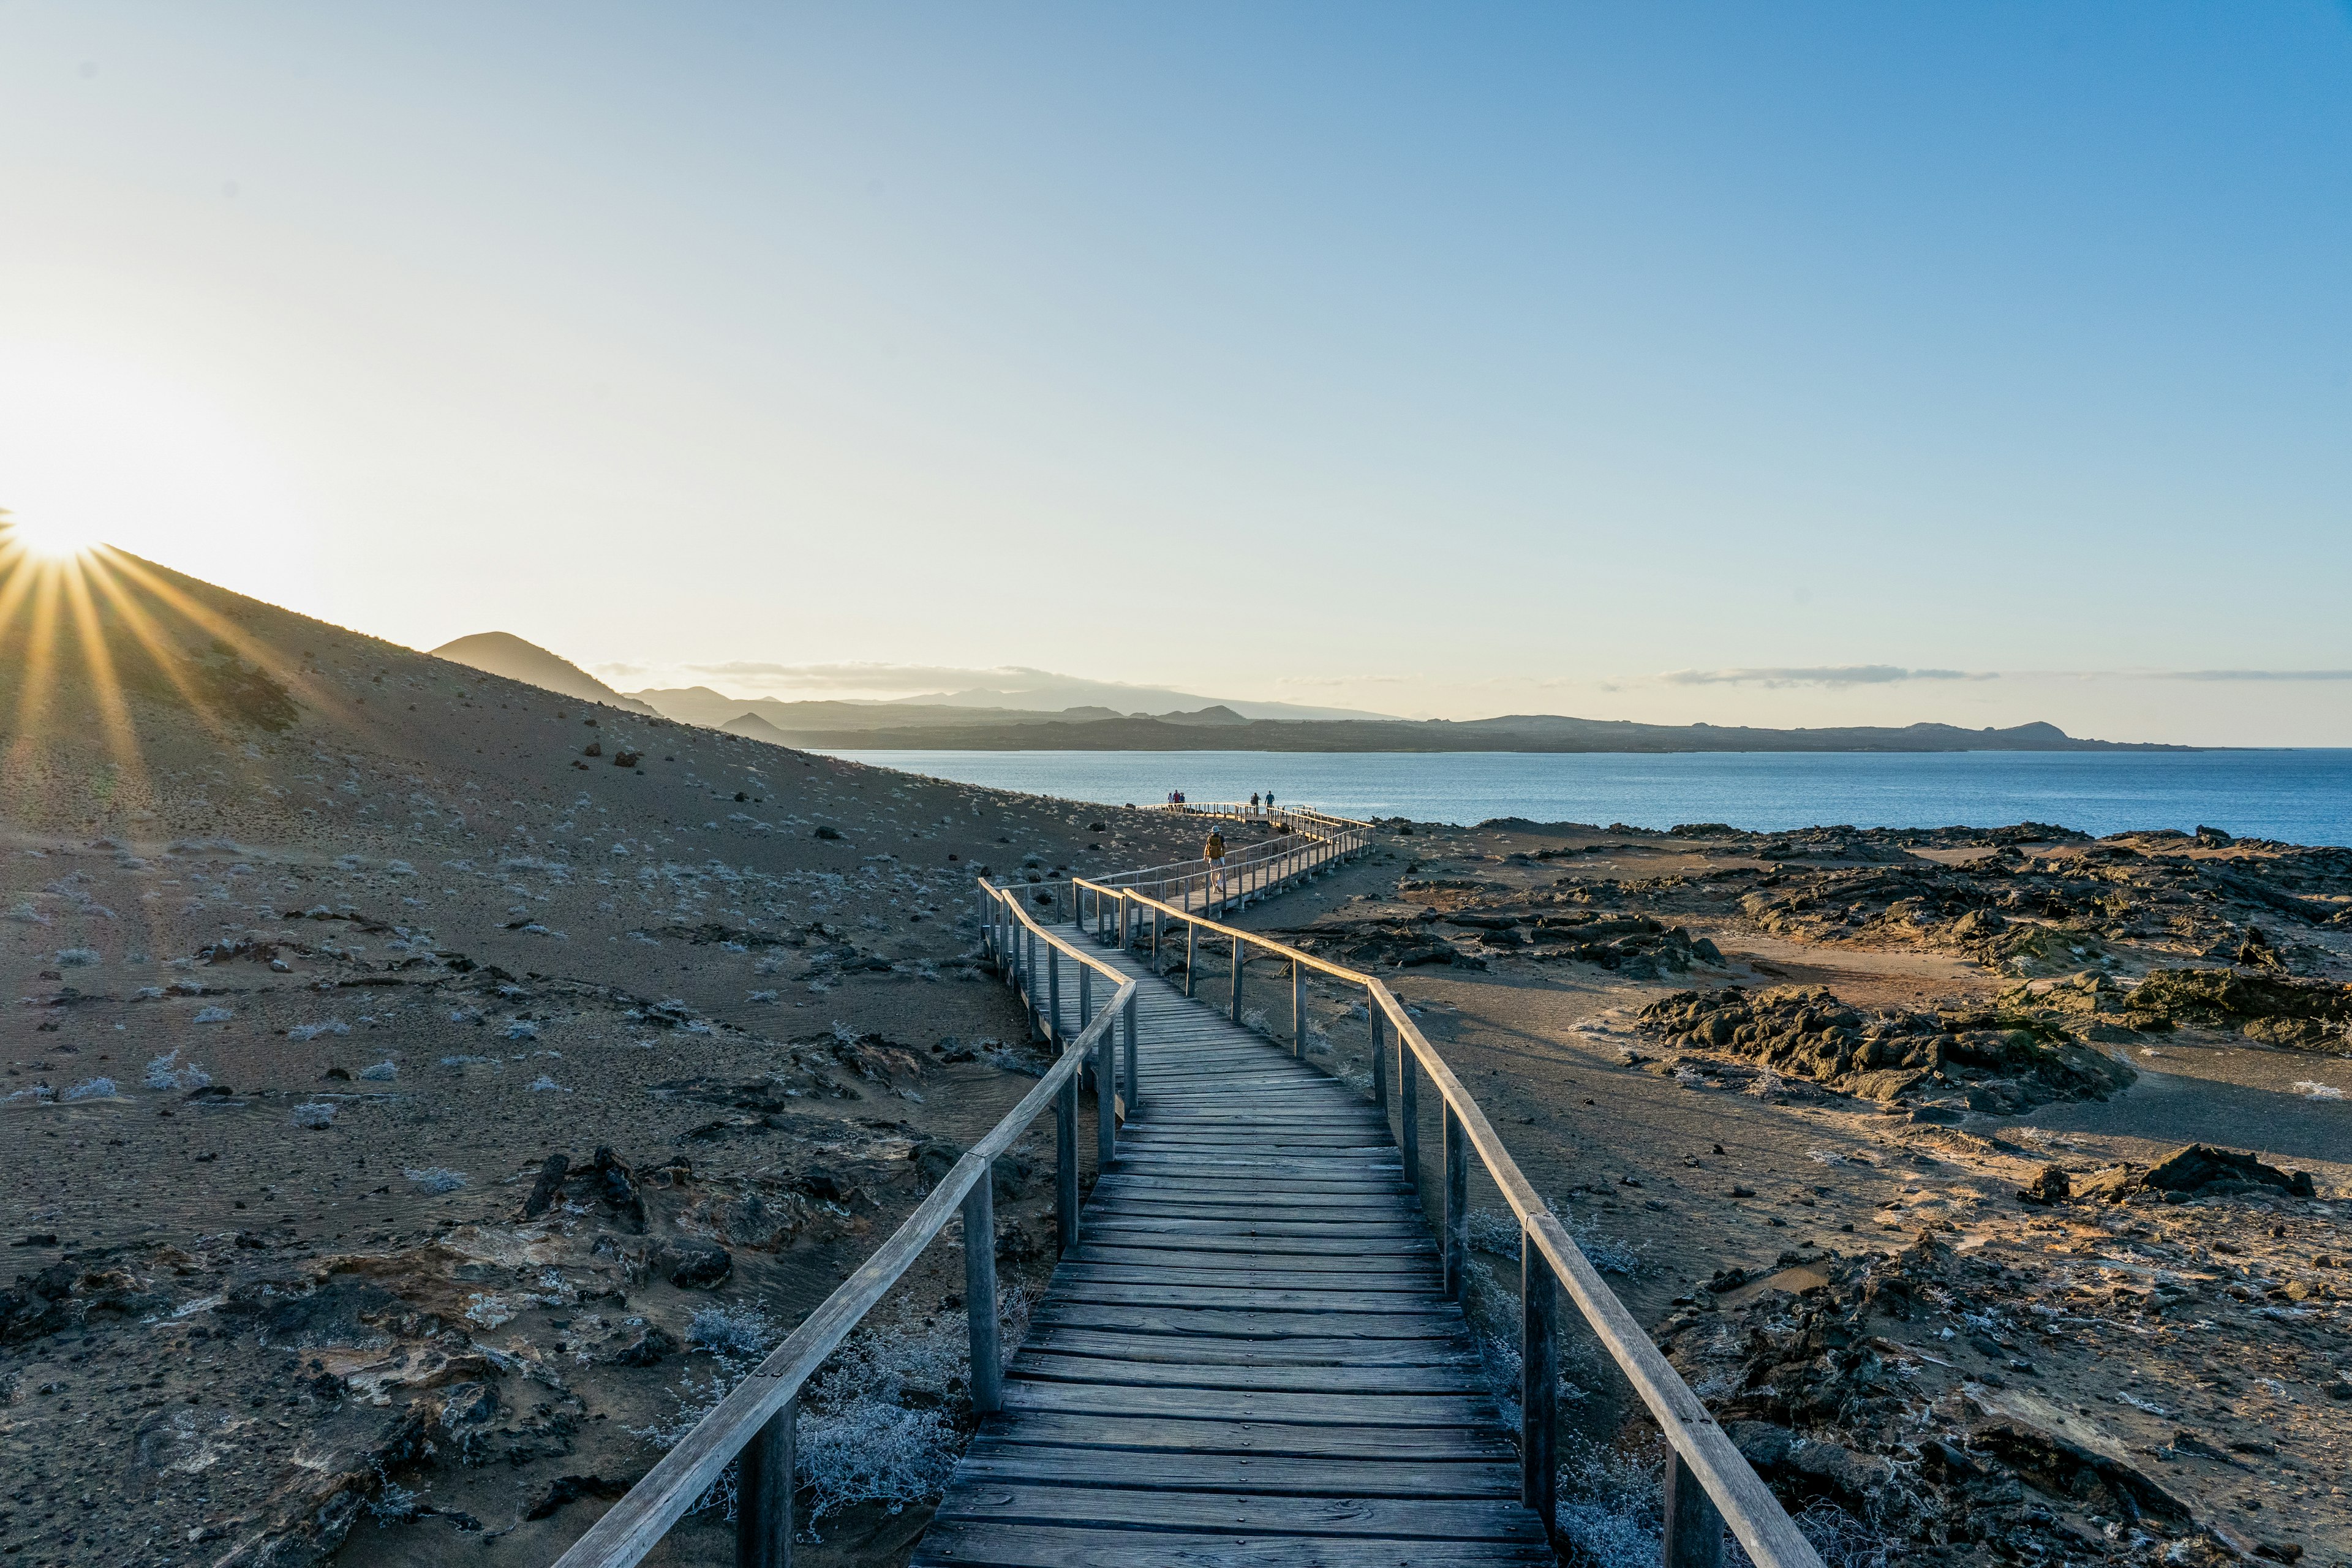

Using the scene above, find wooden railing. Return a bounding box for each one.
[553,802,1815,1568]
[1072,823,1823,1568]
[1081,799,1374,915]
[548,881,1136,1568]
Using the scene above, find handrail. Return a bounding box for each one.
[1087,800,1338,889]
[1079,848,1822,1567]
[557,799,1814,1568]
[551,880,1136,1568]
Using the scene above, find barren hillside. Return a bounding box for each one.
[0,546,1204,1567]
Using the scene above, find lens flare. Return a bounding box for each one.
[1,512,105,560]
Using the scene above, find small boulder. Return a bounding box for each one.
[659,1239,733,1289]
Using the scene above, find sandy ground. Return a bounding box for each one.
[7,550,2348,1567]
[1226,821,2351,1564]
[0,551,1215,1568]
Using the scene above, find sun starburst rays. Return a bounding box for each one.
[1,531,254,821]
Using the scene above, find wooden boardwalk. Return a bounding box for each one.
[910,939,1555,1567]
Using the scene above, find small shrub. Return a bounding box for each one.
[404,1166,467,1194]
[55,948,100,968]
[1467,1209,1523,1260]
[527,1075,567,1092]
[688,1304,778,1358]
[144,1051,211,1091]
[1553,1436,1665,1567]
[1568,1214,1645,1276]
[62,1077,118,1101]
[193,1006,233,1025]
[358,1061,398,1082]
[287,1020,350,1042]
[290,1101,337,1128]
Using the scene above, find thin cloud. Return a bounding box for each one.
[1657,665,1992,688]
[2163,669,2352,682]
[677,661,1056,690]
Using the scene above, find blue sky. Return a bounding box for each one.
[2,3,2348,742]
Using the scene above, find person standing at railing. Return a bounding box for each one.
[1249,791,1261,815]
[1204,827,1227,900]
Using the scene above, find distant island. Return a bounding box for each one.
[426,634,2190,753]
[765,712,2189,754]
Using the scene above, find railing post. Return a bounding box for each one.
[1019,928,1033,1035]
[1078,962,1091,1042]
[1230,933,1246,1022]
[1184,919,1196,997]
[1047,946,1061,1042]
[1400,1045,1419,1192]
[1055,1071,1078,1255]
[1442,1104,1467,1299]
[1291,957,1305,1058]
[963,1174,1001,1415]
[1522,1234,1558,1526]
[1096,1026,1115,1169]
[735,1396,796,1568]
[1370,999,1386,1110]
[1664,1450,1725,1568]
[1151,904,1162,970]
[1123,987,1139,1114]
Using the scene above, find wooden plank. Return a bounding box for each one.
[1008,1352,1485,1395]
[1053,1264,1438,1292]
[1023,1328,1480,1368]
[1077,1217,1432,1240]
[957,1410,1518,1461]
[1068,1250,1430,1278]
[1028,1303,1466,1340]
[1043,1283,1454,1315]
[913,1523,1554,1567]
[1110,1155,1405,1177]
[1065,1232,1434,1256]
[1070,1231,1435,1258]
[1091,1199,1421,1222]
[1090,1174,1411,1197]
[952,1443,1520,1498]
[1091,1183,1414,1207]
[1000,1382,1499,1427]
[928,1484,1548,1541]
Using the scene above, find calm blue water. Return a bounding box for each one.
[818,749,2352,847]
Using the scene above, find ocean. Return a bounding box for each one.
[814,748,2352,847]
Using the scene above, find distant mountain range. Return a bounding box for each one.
[429,632,661,716]
[422,635,2188,753]
[756,713,2189,754]
[625,682,1385,729]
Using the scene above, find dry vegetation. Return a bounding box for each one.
[1231,816,2350,1567]
[0,551,1202,1567]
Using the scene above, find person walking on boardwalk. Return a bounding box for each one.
[1204,826,1227,902]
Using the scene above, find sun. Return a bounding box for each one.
[1,510,105,560]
